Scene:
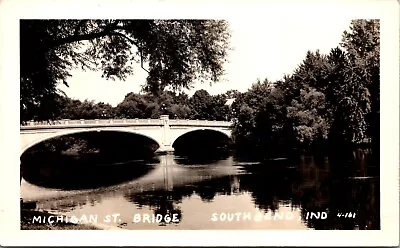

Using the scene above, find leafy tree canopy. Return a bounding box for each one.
[230,19,380,157]
[20,19,231,123]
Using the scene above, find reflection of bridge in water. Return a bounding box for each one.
[22,155,240,209]
[20,115,232,155]
[130,155,239,193]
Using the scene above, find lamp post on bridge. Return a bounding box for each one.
[160,103,167,116]
[101,110,107,119]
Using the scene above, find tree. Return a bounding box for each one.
[340,19,380,149]
[189,89,213,120]
[230,20,380,158]
[231,103,256,153]
[94,102,115,119]
[286,87,329,149]
[54,96,115,120]
[324,20,379,148]
[168,104,191,119]
[210,93,231,121]
[114,92,157,119]
[187,89,229,121]
[20,19,231,123]
[242,79,272,111]
[325,47,355,146]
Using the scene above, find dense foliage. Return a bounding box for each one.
[52,89,234,121]
[20,19,231,123]
[231,20,379,157]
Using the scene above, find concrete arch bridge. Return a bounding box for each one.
[20,115,232,156]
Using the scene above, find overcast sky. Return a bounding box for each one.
[57,16,354,106]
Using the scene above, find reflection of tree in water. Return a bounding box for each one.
[186,176,237,202]
[153,197,182,226]
[297,177,380,230]
[124,162,302,223]
[35,192,105,212]
[292,152,380,230]
[124,176,241,224]
[237,159,302,213]
[126,190,187,225]
[174,151,230,166]
[126,176,236,204]
[169,151,380,230]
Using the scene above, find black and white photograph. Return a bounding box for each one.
[0,0,399,246]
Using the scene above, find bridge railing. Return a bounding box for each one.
[20,118,232,127]
[21,119,162,126]
[169,119,231,127]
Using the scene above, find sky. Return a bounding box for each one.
[57,17,354,106]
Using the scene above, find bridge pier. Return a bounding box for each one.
[155,145,175,154]
[160,115,171,150]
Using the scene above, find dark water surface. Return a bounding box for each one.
[20,150,379,230]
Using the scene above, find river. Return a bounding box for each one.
[20,150,379,230]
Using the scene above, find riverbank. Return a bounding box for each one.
[21,209,101,230]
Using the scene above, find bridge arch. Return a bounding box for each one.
[20,128,161,157]
[170,127,232,148]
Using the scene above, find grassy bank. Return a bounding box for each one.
[21,209,100,230]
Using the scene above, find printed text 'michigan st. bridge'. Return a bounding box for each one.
[20,115,233,155]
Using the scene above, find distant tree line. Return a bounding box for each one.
[52,89,239,121]
[230,20,379,157]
